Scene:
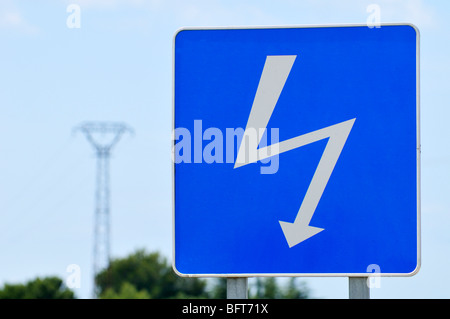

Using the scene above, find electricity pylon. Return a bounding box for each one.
[75,122,133,297]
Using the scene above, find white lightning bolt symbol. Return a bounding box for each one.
[234,55,356,248]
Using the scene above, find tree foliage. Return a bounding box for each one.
[100,282,151,299]
[96,249,311,299]
[96,249,208,299]
[0,276,74,299]
[0,249,311,299]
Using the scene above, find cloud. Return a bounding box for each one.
[0,2,39,34]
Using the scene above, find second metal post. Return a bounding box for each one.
[227,278,248,299]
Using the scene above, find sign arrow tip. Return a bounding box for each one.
[279,221,324,248]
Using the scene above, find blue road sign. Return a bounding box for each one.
[173,24,420,277]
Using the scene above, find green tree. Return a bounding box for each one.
[0,276,75,299]
[282,278,310,299]
[101,282,150,299]
[96,249,311,299]
[251,278,282,299]
[96,249,208,299]
[209,278,227,299]
[251,277,310,299]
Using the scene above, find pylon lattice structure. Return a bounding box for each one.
[76,122,133,297]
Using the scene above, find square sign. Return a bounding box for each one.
[173,24,420,277]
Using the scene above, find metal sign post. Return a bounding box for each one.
[349,277,370,299]
[227,278,248,299]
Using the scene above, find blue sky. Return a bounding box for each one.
[0,0,449,299]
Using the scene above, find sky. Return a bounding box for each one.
[0,0,449,299]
